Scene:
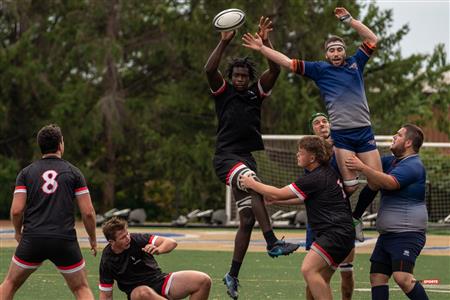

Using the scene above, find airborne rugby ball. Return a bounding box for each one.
[213,8,246,32]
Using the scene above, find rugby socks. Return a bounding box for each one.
[263,230,278,247]
[229,260,242,278]
[371,285,389,300]
[406,282,429,300]
[353,185,378,219]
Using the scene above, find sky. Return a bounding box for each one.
[369,0,449,61]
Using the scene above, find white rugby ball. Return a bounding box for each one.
[213,8,246,32]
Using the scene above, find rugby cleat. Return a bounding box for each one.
[223,272,239,299]
[353,217,365,242]
[267,237,300,258]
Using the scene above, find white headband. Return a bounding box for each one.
[326,42,346,51]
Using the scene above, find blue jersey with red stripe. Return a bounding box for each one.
[377,154,428,233]
[292,43,375,130]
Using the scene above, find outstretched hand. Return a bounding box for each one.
[257,16,273,40]
[242,33,263,51]
[221,30,235,41]
[334,7,350,19]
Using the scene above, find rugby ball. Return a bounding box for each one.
[213,8,246,32]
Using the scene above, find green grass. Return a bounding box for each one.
[1,248,449,299]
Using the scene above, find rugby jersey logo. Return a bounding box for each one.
[348,62,358,70]
[247,90,257,101]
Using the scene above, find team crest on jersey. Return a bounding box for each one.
[247,90,257,101]
[403,250,410,257]
[349,62,358,70]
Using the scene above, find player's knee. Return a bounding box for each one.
[240,214,255,231]
[131,286,157,299]
[392,273,414,292]
[199,273,212,290]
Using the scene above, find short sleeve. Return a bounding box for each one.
[211,79,227,96]
[288,175,319,201]
[389,161,423,188]
[353,42,376,71]
[99,260,114,292]
[132,233,160,248]
[291,60,322,81]
[73,168,89,196]
[14,170,27,194]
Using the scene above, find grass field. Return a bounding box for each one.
[1,247,449,299]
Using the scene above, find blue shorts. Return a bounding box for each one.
[305,223,315,250]
[331,126,377,153]
[370,232,426,272]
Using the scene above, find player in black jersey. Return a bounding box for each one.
[204,17,299,299]
[98,217,211,300]
[0,124,97,300]
[241,136,355,300]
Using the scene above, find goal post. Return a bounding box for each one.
[225,135,450,226]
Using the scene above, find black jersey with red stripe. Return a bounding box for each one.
[211,80,270,154]
[14,156,89,240]
[99,233,167,295]
[288,165,353,235]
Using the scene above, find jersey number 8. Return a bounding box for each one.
[42,170,58,194]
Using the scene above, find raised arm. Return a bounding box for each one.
[257,16,281,92]
[242,33,293,71]
[142,236,177,255]
[204,31,235,91]
[76,193,97,256]
[335,7,378,46]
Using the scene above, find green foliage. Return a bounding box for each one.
[0,0,448,219]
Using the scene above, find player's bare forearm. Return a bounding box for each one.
[99,290,113,300]
[360,165,398,190]
[271,198,303,205]
[262,38,281,73]
[204,39,230,90]
[247,180,294,201]
[154,237,177,254]
[349,19,378,46]
[82,212,97,242]
[11,212,23,235]
[260,45,292,70]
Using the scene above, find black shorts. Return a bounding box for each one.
[14,236,84,273]
[311,229,355,269]
[213,152,258,211]
[127,272,173,300]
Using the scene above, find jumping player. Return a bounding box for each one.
[345,124,429,300]
[0,124,97,300]
[98,217,211,300]
[242,7,382,199]
[204,17,299,299]
[241,136,355,300]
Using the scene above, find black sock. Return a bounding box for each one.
[406,282,429,300]
[353,185,378,219]
[263,230,278,247]
[229,260,242,278]
[371,285,389,300]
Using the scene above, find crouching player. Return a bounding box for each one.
[99,217,211,300]
[240,136,355,300]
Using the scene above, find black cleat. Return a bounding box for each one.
[267,237,300,258]
[223,272,239,299]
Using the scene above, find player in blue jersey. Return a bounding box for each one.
[345,124,429,300]
[0,124,97,300]
[242,7,382,200]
